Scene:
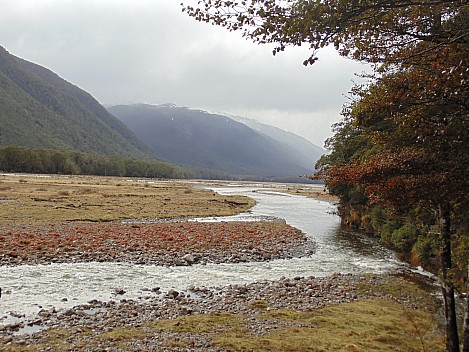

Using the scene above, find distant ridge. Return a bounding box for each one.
[109,103,321,178]
[229,114,324,171]
[0,46,152,158]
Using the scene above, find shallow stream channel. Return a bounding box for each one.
[0,182,411,329]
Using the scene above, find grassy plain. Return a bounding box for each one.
[0,174,255,223]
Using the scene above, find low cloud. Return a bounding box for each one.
[0,0,366,145]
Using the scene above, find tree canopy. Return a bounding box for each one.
[182,0,469,65]
[316,58,468,351]
[183,1,469,350]
[322,44,469,209]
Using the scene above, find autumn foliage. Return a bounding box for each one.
[183,0,469,349]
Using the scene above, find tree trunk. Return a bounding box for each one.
[439,203,460,352]
[462,265,469,352]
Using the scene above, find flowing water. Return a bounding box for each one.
[0,183,407,324]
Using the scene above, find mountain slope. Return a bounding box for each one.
[230,115,324,171]
[108,104,315,177]
[0,46,151,158]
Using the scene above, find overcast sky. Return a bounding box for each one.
[0,0,368,146]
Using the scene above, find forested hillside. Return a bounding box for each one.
[0,146,183,179]
[0,46,152,158]
[109,104,315,179]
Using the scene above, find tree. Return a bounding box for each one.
[330,67,468,352]
[314,117,372,226]
[314,36,468,349]
[183,1,469,350]
[182,0,468,65]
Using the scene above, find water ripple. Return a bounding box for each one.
[0,184,405,322]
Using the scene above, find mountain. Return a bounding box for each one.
[0,46,151,158]
[229,115,324,171]
[108,103,319,178]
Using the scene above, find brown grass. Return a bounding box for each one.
[7,298,443,351]
[0,174,255,223]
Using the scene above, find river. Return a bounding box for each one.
[0,183,406,324]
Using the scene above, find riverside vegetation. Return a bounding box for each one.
[182,1,469,350]
[0,173,445,351]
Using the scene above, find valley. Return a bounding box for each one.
[0,174,444,351]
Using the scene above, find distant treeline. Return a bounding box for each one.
[0,146,185,179]
[0,146,319,182]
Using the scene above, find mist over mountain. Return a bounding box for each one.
[0,46,151,158]
[0,45,324,180]
[108,104,321,178]
[229,115,324,171]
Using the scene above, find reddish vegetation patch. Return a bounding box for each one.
[0,221,307,266]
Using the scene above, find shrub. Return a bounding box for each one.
[391,224,418,253]
[380,220,401,248]
[411,232,437,268]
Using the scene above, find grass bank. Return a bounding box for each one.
[3,275,445,351]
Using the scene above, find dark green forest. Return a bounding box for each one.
[0,146,184,178]
[0,146,300,182]
[0,45,152,159]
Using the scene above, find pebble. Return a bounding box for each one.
[0,273,420,352]
[0,220,314,267]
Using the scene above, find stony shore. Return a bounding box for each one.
[1,272,437,351]
[0,219,313,267]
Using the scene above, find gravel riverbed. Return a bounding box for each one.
[0,213,437,351]
[0,219,313,267]
[0,273,425,351]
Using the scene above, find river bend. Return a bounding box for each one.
[0,184,405,323]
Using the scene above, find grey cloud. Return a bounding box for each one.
[0,0,365,145]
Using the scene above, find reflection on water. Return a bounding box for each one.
[214,186,399,264]
[0,183,406,322]
[331,227,390,258]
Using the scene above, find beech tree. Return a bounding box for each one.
[183,1,469,350]
[323,56,468,351]
[182,0,468,65]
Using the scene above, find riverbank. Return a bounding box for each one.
[0,174,255,223]
[0,174,445,351]
[1,273,444,351]
[0,219,313,266]
[0,174,320,267]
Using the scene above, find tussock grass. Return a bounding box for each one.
[248,299,270,310]
[0,174,255,223]
[216,300,444,351]
[357,274,440,313]
[97,326,146,349]
[6,327,92,351]
[6,299,444,351]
